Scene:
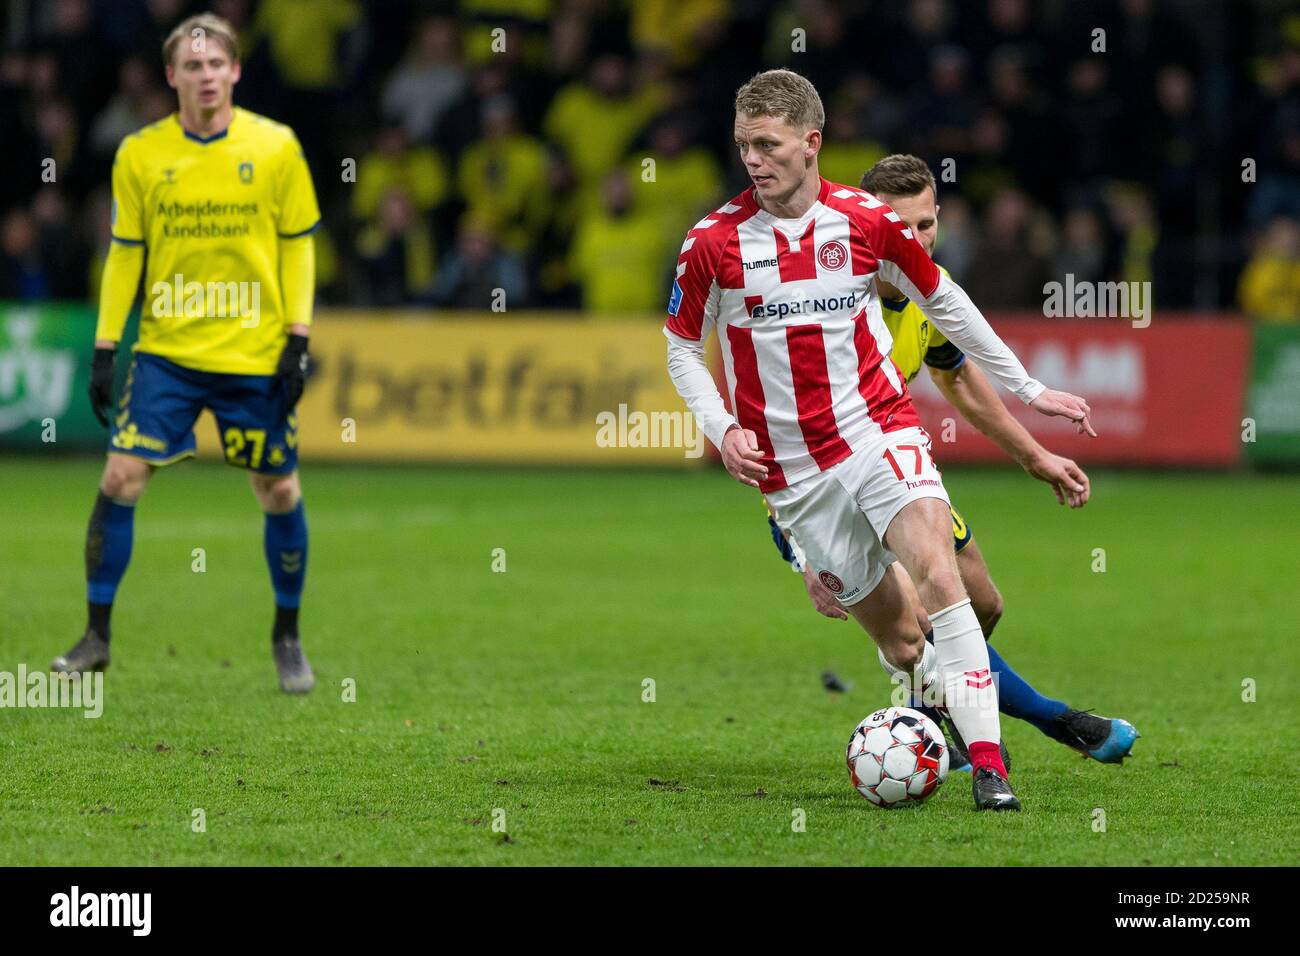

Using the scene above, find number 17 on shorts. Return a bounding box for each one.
[881,439,943,491]
[855,426,950,538]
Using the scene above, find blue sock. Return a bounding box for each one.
[86,491,135,612]
[985,642,1070,739]
[264,501,307,625]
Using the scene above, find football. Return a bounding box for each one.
[846,707,950,808]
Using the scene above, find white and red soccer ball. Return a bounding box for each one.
[846,707,949,808]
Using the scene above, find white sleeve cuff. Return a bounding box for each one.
[912,272,1044,403]
[665,330,737,450]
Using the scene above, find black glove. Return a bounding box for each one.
[276,333,310,412]
[88,347,116,428]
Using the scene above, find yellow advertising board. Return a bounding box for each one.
[194,311,711,466]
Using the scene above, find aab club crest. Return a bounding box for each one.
[818,570,844,594]
[817,240,847,271]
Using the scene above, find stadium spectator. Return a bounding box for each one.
[931,193,977,285]
[962,187,1051,309]
[817,86,889,191]
[33,98,83,195]
[627,115,724,241]
[1104,183,1157,291]
[83,186,112,302]
[881,0,957,91]
[355,189,436,307]
[961,107,1017,206]
[244,0,365,165]
[1051,207,1110,288]
[352,124,450,225]
[41,0,108,129]
[458,0,551,67]
[430,58,530,162]
[1239,216,1300,322]
[247,0,363,92]
[631,0,729,70]
[380,16,466,146]
[0,0,1296,313]
[763,0,860,96]
[1244,48,1300,229]
[968,0,1039,69]
[88,57,167,157]
[836,73,904,154]
[1059,57,1123,185]
[532,151,583,308]
[0,208,49,300]
[31,188,87,299]
[570,170,666,313]
[457,95,550,254]
[911,45,977,159]
[429,216,528,310]
[984,48,1060,203]
[543,53,669,210]
[0,53,45,213]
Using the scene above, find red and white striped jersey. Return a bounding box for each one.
[664,177,943,493]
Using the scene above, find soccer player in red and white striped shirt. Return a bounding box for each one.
[665,69,1096,811]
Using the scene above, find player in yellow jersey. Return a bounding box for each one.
[51,14,321,693]
[769,154,1137,764]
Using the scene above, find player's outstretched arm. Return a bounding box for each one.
[764,514,847,619]
[929,361,1091,507]
[872,216,1096,437]
[917,273,1095,436]
[1027,386,1097,437]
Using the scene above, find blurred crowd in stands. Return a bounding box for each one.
[1,0,1298,319]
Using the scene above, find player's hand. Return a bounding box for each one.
[88,347,116,428]
[802,566,848,620]
[276,333,310,412]
[1023,450,1091,508]
[1029,388,1096,437]
[721,425,768,488]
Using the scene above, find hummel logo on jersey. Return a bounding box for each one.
[743,257,778,270]
[750,292,857,319]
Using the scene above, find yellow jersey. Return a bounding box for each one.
[879,265,965,383]
[105,108,321,375]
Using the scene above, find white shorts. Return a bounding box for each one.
[766,426,950,606]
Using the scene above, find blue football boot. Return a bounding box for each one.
[1055,709,1139,763]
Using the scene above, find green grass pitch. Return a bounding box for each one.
[1,457,1297,865]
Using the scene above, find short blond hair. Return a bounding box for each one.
[734,69,825,132]
[163,14,240,67]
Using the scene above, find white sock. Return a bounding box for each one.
[929,598,1001,746]
[877,641,939,709]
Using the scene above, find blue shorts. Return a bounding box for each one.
[950,504,973,553]
[108,352,299,474]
